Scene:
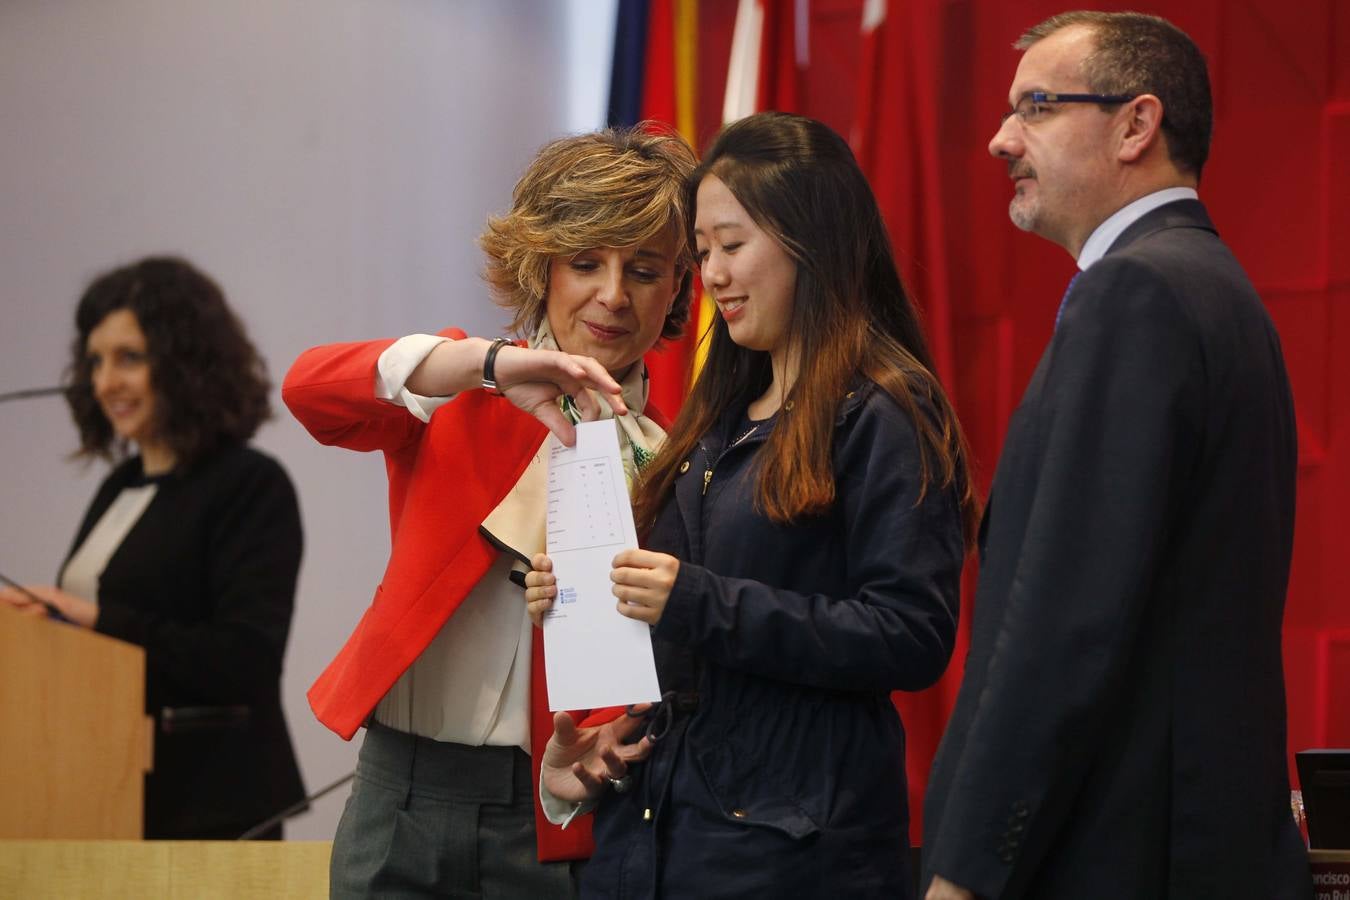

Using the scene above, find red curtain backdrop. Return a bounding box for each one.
[630,0,1349,844]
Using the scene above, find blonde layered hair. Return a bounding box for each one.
[480,124,698,339]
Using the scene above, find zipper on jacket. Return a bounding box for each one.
[700,422,767,496]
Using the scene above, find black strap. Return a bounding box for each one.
[481,337,512,396]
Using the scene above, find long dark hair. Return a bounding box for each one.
[66,256,271,468]
[633,112,979,545]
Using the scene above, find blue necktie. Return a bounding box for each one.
[1055,272,1081,332]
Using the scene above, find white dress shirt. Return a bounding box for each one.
[369,334,535,752]
[60,483,159,602]
[1077,186,1199,271]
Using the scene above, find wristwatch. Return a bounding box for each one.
[481,337,512,396]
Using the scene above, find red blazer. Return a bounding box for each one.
[283,330,647,861]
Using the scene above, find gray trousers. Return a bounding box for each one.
[330,722,578,899]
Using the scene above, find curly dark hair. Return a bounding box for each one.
[66,257,272,468]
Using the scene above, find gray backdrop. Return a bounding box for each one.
[0,0,615,840]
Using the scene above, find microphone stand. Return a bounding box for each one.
[237,770,356,840]
[0,386,65,403]
[1,386,74,622]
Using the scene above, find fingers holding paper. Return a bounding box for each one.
[529,549,681,628]
[494,346,626,417]
[611,549,679,625]
[524,553,556,627]
[496,346,627,447]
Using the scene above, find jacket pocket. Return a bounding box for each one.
[690,737,821,840]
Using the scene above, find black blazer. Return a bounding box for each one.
[922,201,1312,899]
[66,444,306,838]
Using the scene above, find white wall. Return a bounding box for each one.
[0,0,615,839]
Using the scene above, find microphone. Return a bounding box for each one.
[237,770,356,840]
[0,385,66,404]
[1,387,75,624]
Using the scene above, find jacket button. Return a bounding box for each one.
[731,808,747,819]
[678,460,690,474]
[643,808,653,822]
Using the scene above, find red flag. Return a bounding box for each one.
[636,0,703,419]
[852,0,954,384]
[852,0,969,843]
[757,0,803,113]
[725,0,804,121]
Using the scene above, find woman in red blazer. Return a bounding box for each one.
[283,126,696,899]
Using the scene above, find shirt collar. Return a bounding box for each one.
[1076,187,1199,271]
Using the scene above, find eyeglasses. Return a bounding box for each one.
[1002,91,1137,126]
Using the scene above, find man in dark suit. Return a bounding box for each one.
[922,12,1313,900]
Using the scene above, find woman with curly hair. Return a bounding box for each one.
[0,256,305,840]
[282,124,697,898]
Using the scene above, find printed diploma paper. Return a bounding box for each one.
[543,420,662,711]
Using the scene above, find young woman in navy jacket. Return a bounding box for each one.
[528,112,980,898]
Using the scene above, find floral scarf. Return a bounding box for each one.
[532,319,664,490]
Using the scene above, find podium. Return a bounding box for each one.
[1311,850,1350,899]
[0,604,151,838]
[0,840,332,898]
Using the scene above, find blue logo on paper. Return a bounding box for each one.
[559,587,578,605]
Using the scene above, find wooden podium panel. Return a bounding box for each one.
[0,840,331,899]
[0,605,150,838]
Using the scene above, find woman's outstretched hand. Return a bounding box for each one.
[405,338,627,446]
[492,345,627,446]
[540,707,654,805]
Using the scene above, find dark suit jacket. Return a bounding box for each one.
[922,200,1312,899]
[67,444,306,838]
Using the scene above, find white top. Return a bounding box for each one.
[1077,187,1199,270]
[60,483,159,602]
[369,334,535,752]
[373,332,456,418]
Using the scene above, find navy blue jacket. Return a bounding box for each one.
[581,382,965,899]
